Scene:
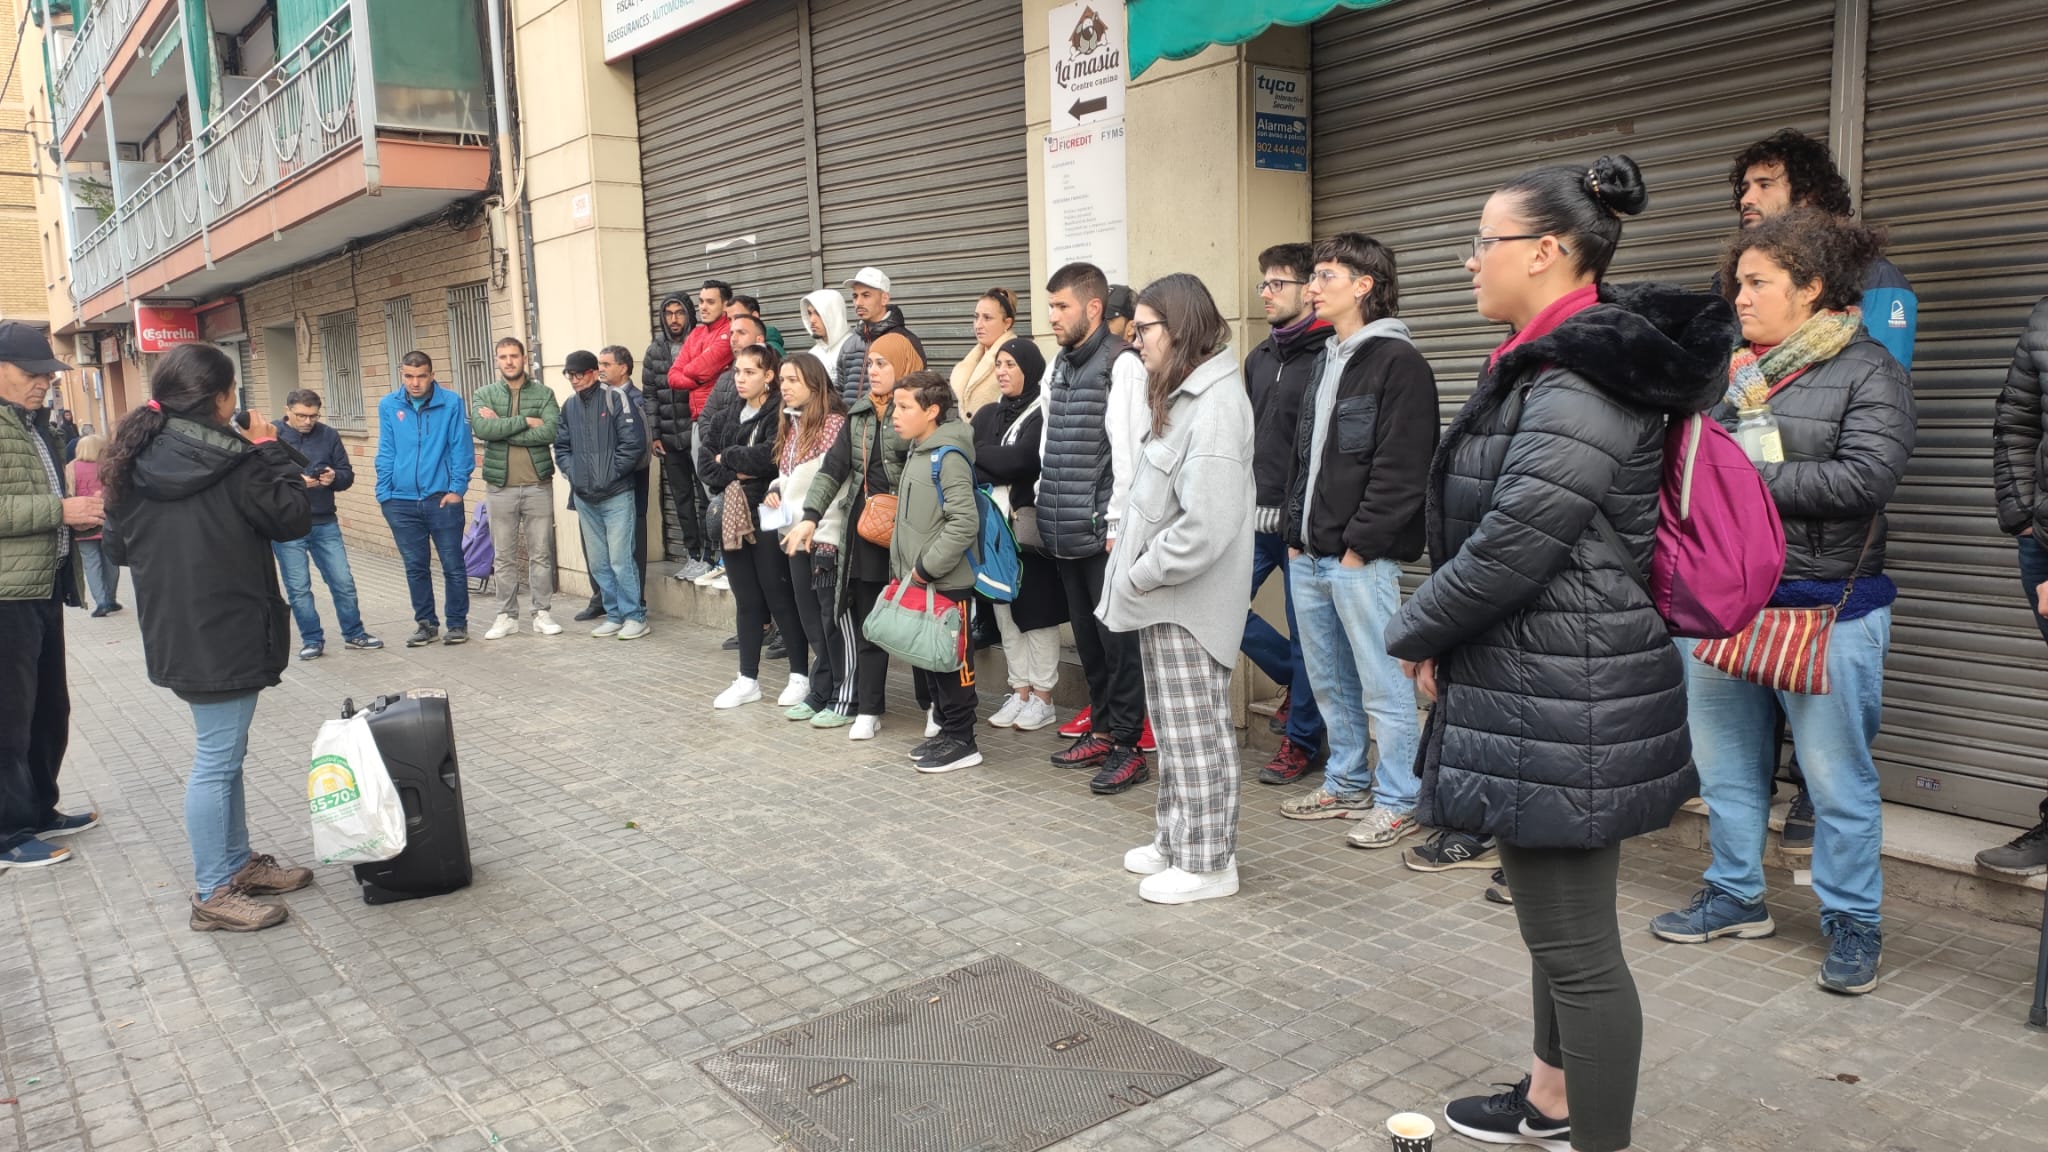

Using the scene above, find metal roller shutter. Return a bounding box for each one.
[1860,0,2048,824]
[635,0,813,559]
[809,0,1031,372]
[1313,0,1836,415]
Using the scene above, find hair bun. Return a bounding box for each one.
[1585,154,1649,218]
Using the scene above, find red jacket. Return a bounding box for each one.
[668,315,735,419]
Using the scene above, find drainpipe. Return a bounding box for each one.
[485,0,539,369]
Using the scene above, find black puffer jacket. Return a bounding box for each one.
[104,416,311,695]
[693,369,740,488]
[644,293,694,452]
[1385,284,1736,850]
[1710,331,1914,581]
[1992,297,2048,537]
[1245,318,1329,513]
[703,399,780,529]
[834,304,925,406]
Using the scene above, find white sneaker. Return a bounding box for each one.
[1139,859,1239,905]
[710,571,730,591]
[483,614,517,640]
[1124,843,1170,876]
[692,563,724,588]
[590,620,623,638]
[1013,697,1058,732]
[988,694,1026,728]
[531,611,563,635]
[617,619,651,641]
[849,714,882,741]
[714,676,762,709]
[924,708,941,738]
[777,674,809,707]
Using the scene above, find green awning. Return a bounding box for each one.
[1129,0,1397,76]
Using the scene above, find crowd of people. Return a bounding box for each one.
[6,126,2048,1152]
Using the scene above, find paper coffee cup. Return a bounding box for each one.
[1386,1112,1435,1151]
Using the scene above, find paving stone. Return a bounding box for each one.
[3,553,2044,1151]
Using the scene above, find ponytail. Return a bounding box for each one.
[100,343,237,509]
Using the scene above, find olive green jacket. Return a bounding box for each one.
[471,376,560,488]
[0,401,79,602]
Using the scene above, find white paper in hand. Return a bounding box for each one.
[308,713,408,864]
[758,500,796,532]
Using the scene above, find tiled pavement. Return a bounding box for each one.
[4,555,2046,1152]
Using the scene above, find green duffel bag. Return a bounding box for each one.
[862,578,966,673]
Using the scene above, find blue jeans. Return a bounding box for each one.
[1683,605,1891,925]
[2016,534,2048,646]
[578,490,645,624]
[272,520,366,647]
[1242,532,1325,749]
[77,538,120,609]
[381,497,469,630]
[185,692,260,900]
[1289,554,1420,808]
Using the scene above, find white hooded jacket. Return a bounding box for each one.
[802,289,854,384]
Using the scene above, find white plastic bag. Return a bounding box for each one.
[308,713,407,865]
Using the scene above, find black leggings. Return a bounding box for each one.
[1497,841,1640,1152]
[725,535,805,680]
[791,550,852,713]
[845,577,893,717]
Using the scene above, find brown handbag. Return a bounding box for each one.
[853,415,896,547]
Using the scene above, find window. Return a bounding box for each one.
[319,311,363,422]
[444,282,492,406]
[383,296,415,391]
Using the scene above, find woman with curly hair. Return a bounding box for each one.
[1651,207,1917,999]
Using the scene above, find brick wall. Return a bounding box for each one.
[241,217,513,557]
[0,0,47,323]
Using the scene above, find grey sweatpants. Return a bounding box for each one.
[486,482,555,616]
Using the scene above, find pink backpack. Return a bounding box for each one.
[1590,414,1786,639]
[1507,386,1785,640]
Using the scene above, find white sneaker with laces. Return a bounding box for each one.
[1013,697,1057,732]
[778,674,809,707]
[693,564,723,588]
[1124,843,1170,876]
[710,571,731,591]
[483,614,517,640]
[715,677,761,709]
[617,619,651,640]
[849,714,882,741]
[590,620,623,638]
[531,610,563,635]
[924,708,941,738]
[1139,859,1239,905]
[988,694,1026,728]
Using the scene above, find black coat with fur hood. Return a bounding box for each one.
[1385,283,1738,850]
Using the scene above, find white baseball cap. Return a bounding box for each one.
[842,266,891,293]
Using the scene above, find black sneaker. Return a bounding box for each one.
[1405,829,1498,872]
[443,627,469,645]
[298,643,324,661]
[1781,786,1815,856]
[1051,734,1115,769]
[1444,1077,1570,1151]
[1089,747,1149,795]
[766,633,788,661]
[721,633,741,651]
[906,737,941,763]
[575,603,606,622]
[1484,868,1514,905]
[1975,817,2048,876]
[914,737,983,774]
[344,634,384,651]
[405,624,440,647]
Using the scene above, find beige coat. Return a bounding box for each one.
[950,337,1010,418]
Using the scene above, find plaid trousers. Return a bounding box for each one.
[1141,623,1240,874]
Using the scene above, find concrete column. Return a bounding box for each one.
[510,0,654,598]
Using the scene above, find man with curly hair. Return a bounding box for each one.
[1730,129,1916,369]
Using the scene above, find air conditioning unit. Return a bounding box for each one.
[115,142,139,162]
[73,334,97,364]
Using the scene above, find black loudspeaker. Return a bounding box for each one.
[341,691,472,905]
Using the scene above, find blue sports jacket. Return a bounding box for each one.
[375,382,474,502]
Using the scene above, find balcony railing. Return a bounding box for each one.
[70,8,362,302]
[52,0,151,142]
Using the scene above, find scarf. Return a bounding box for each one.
[994,336,1045,430]
[1489,283,1599,368]
[1726,307,1862,409]
[1272,309,1320,344]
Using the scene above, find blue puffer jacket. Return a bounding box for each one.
[374,383,473,503]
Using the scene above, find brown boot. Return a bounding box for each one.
[189,885,289,932]
[232,853,314,895]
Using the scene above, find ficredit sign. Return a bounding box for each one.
[136,306,200,354]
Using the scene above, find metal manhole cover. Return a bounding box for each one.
[699,953,1222,1151]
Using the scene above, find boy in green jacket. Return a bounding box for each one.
[891,371,982,774]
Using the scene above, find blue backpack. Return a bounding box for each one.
[931,444,1020,602]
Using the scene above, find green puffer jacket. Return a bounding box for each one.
[0,402,72,602]
[892,419,980,592]
[471,376,560,487]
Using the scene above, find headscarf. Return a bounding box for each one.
[994,337,1046,427]
[868,332,923,388]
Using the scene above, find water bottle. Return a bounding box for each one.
[1734,405,1784,464]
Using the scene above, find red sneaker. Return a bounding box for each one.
[1268,698,1291,735]
[1057,706,1093,739]
[1051,734,1114,769]
[1256,739,1314,785]
[1138,718,1157,753]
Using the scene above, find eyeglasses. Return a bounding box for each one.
[1470,234,1570,261]
[1255,278,1306,294]
[1131,320,1167,344]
